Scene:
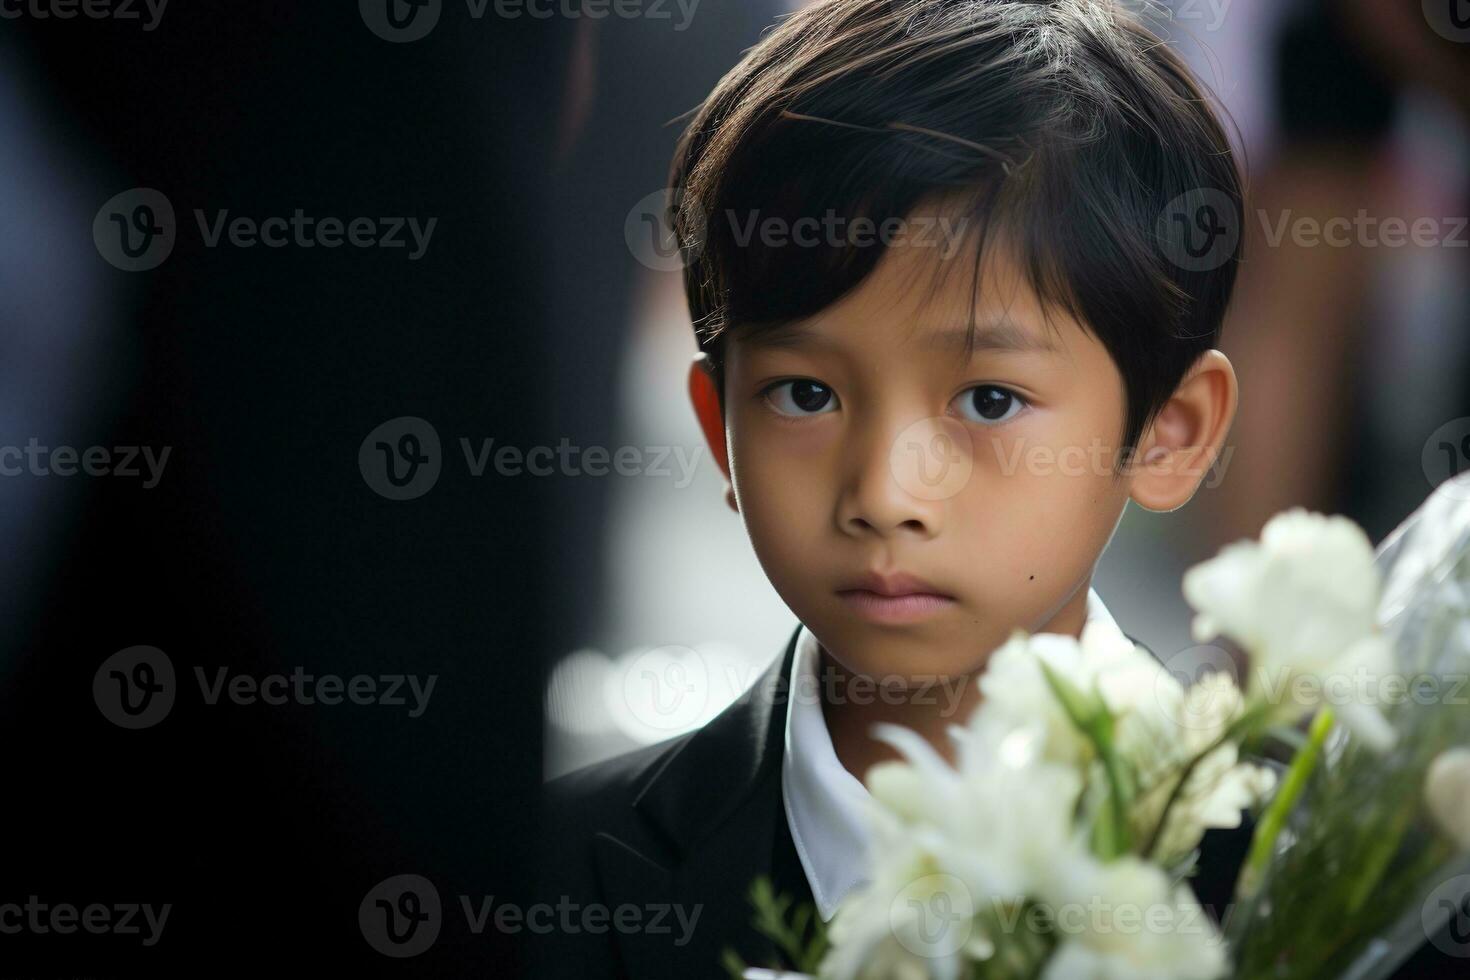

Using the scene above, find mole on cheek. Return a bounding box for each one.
[1028,574,1035,581]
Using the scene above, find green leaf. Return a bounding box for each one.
[742,874,830,973]
[1038,659,1135,857]
[720,947,747,980]
[1037,659,1105,730]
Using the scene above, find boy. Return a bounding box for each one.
[536,1,1459,976]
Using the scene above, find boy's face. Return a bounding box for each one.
[718,229,1135,682]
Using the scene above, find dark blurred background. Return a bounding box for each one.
[1,0,1468,975]
[0,2,569,974]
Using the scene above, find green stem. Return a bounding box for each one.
[1097,723,1133,858]
[1343,785,1416,916]
[1142,704,1269,861]
[1238,707,1336,899]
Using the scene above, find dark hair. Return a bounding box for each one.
[669,0,1244,452]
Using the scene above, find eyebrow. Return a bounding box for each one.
[742,314,1058,356]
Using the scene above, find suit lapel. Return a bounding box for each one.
[595,626,800,977]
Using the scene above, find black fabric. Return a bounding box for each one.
[532,627,802,979]
[770,794,819,916]
[762,785,824,972]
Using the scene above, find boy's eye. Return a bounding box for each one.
[764,379,837,416]
[953,384,1026,425]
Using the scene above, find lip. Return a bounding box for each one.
[836,570,956,624]
[837,590,956,624]
[840,570,952,598]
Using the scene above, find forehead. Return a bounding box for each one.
[731,228,1082,361]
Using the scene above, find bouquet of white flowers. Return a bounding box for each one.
[1220,475,1470,980]
[735,473,1470,980]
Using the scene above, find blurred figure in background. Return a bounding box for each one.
[543,0,792,775]
[544,0,791,662]
[1198,0,1470,552]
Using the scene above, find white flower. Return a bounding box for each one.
[972,620,1162,769]
[1183,509,1396,751]
[1123,671,1276,864]
[818,841,969,980]
[819,722,1089,980]
[1425,747,1470,851]
[1040,856,1228,980]
[819,615,1268,979]
[973,622,1272,864]
[867,722,1087,905]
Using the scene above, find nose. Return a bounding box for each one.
[835,420,948,540]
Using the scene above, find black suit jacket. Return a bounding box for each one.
[534,625,1466,979]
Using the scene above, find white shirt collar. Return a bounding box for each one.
[780,587,1122,921]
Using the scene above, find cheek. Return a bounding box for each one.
[728,419,833,563]
[956,427,1126,571]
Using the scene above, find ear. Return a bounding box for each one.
[687,354,737,512]
[1128,350,1238,512]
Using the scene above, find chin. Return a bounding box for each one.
[819,623,994,684]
